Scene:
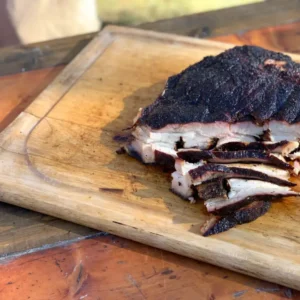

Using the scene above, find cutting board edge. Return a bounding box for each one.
[1,166,300,289]
[105,25,300,60]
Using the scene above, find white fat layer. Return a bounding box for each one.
[216,135,256,148]
[205,179,296,212]
[129,139,154,163]
[281,141,299,156]
[129,139,177,163]
[268,135,298,142]
[267,141,299,155]
[175,159,204,175]
[230,122,267,136]
[227,179,291,198]
[289,152,300,160]
[268,121,300,138]
[184,139,213,149]
[224,163,289,180]
[171,172,193,198]
[135,121,300,140]
[174,159,289,180]
[293,160,300,176]
[172,159,204,198]
[130,121,300,164]
[155,145,177,156]
[148,122,231,135]
[136,118,300,138]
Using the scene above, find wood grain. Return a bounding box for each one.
[0,66,102,257]
[1,25,300,289]
[0,66,63,132]
[0,235,298,300]
[212,22,300,54]
[139,0,300,38]
[0,33,95,76]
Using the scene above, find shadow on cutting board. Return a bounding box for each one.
[101,81,207,230]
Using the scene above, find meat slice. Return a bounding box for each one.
[289,152,300,160]
[222,163,290,180]
[216,135,256,149]
[171,159,293,199]
[125,139,177,164]
[217,140,299,156]
[177,149,291,169]
[293,160,300,176]
[205,179,299,213]
[200,201,271,236]
[171,159,204,199]
[154,150,175,171]
[189,164,294,187]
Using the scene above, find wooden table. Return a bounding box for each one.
[1,1,300,299]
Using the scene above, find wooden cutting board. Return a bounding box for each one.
[1,25,300,290]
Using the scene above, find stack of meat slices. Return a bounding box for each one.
[121,45,300,236]
[173,149,298,236]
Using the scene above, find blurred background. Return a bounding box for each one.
[1,0,262,46]
[97,0,262,25]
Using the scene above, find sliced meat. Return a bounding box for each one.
[289,152,300,160]
[230,121,265,138]
[175,159,205,174]
[216,140,298,156]
[267,121,300,142]
[177,149,291,169]
[171,159,292,199]
[222,163,290,180]
[189,164,294,186]
[210,195,276,216]
[123,45,300,237]
[293,160,300,176]
[177,159,290,180]
[171,171,193,199]
[171,159,204,198]
[205,179,299,213]
[195,178,229,201]
[280,141,299,156]
[125,139,177,164]
[154,150,175,171]
[216,135,257,149]
[200,201,271,236]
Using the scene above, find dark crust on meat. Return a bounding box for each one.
[137,45,300,129]
[195,178,229,200]
[154,150,175,172]
[207,191,300,214]
[189,164,295,186]
[201,200,271,236]
[210,195,277,215]
[177,149,291,169]
[216,140,289,152]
